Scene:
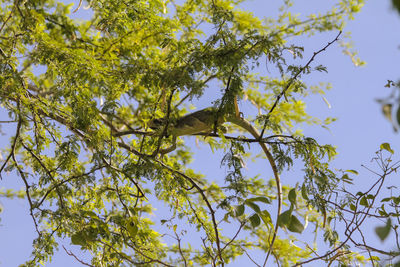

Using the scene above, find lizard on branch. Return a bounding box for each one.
[149,105,282,262]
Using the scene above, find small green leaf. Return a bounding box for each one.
[341,174,353,184]
[235,204,245,217]
[345,169,358,175]
[314,64,328,73]
[356,191,364,197]
[288,189,297,205]
[378,204,388,217]
[249,213,261,228]
[349,204,356,211]
[287,215,304,233]
[380,143,394,154]
[222,212,230,222]
[301,184,309,200]
[360,196,369,207]
[259,210,272,226]
[375,219,392,241]
[246,196,271,204]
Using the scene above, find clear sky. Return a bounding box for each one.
[1,0,400,266]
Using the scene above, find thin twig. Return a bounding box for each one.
[259,31,342,139]
[63,246,94,267]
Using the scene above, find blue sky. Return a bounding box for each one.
[1,0,400,266]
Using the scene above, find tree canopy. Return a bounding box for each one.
[1,0,400,266]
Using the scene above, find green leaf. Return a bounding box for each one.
[350,204,356,211]
[301,184,309,200]
[245,201,261,213]
[360,196,369,207]
[288,189,297,205]
[345,169,359,175]
[314,64,328,73]
[222,212,231,222]
[249,213,261,228]
[287,215,305,233]
[380,143,394,154]
[84,211,98,219]
[259,210,272,226]
[378,204,388,216]
[235,204,245,217]
[375,219,392,241]
[246,196,271,204]
[278,210,292,228]
[341,174,353,184]
[85,226,98,242]
[71,232,86,246]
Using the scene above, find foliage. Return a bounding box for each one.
[3,0,399,266]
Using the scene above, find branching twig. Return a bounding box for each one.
[259,31,342,139]
[221,221,245,252]
[0,111,22,179]
[21,142,65,209]
[63,246,94,267]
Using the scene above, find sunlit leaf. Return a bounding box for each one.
[345,169,358,175]
[380,143,394,154]
[259,210,272,226]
